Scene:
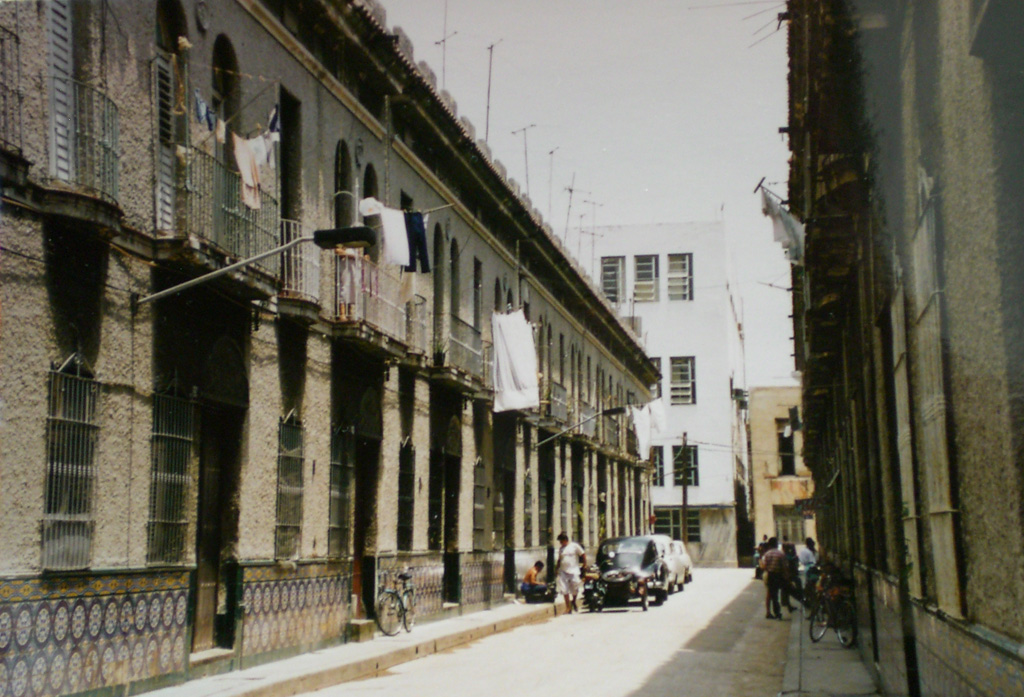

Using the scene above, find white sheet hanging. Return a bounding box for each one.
[491,310,540,412]
[629,404,652,460]
[359,197,410,267]
[648,397,666,435]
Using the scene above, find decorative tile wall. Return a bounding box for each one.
[240,563,350,659]
[377,553,444,618]
[0,571,189,697]
[461,552,504,607]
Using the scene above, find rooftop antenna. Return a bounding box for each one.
[547,146,559,222]
[434,0,457,90]
[511,123,536,198]
[581,199,604,267]
[484,38,503,143]
[563,174,589,242]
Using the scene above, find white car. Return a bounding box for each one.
[665,539,693,592]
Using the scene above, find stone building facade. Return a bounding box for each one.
[785,1,1024,695]
[747,386,815,547]
[0,1,656,695]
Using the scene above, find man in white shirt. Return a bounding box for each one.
[798,537,818,589]
[556,532,586,614]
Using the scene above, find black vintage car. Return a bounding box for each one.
[595,535,671,609]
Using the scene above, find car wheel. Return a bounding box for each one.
[653,589,667,606]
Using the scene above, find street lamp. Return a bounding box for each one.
[536,405,627,447]
[132,225,377,308]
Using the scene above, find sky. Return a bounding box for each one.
[379,0,797,387]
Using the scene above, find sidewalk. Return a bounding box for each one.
[780,606,880,697]
[147,600,561,697]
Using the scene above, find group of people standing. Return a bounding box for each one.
[757,536,817,619]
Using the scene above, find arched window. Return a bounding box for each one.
[156,0,187,52]
[334,141,352,227]
[449,239,460,320]
[211,35,240,124]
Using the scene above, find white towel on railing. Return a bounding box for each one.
[492,310,540,413]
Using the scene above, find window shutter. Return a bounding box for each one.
[49,0,74,183]
[153,52,176,232]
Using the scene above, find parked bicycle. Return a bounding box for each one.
[808,564,856,648]
[375,568,417,636]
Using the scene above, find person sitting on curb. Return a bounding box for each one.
[520,561,549,602]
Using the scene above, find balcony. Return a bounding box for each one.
[334,254,407,346]
[603,414,620,450]
[181,147,280,277]
[549,382,568,423]
[578,402,597,438]
[405,296,429,356]
[446,315,484,378]
[48,76,119,205]
[0,24,22,157]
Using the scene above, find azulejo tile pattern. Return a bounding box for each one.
[461,553,505,607]
[378,553,445,618]
[0,571,189,697]
[241,563,351,659]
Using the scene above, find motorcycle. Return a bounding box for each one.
[581,565,606,612]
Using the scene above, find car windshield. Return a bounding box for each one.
[598,539,648,568]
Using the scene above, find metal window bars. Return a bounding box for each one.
[275,416,304,559]
[182,147,281,276]
[334,254,407,342]
[43,360,100,571]
[49,76,119,203]
[667,253,693,301]
[147,393,195,564]
[327,426,352,559]
[280,218,321,303]
[0,23,22,155]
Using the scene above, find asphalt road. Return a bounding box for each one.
[304,569,791,697]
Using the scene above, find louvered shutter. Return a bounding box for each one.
[154,52,176,232]
[49,0,74,183]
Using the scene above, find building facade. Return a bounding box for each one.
[582,222,749,566]
[747,386,815,547]
[0,1,656,695]
[786,1,1024,695]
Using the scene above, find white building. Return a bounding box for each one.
[582,222,749,565]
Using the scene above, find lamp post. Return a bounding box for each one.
[132,226,376,308]
[536,405,626,448]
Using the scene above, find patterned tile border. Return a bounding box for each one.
[377,553,444,618]
[460,552,504,607]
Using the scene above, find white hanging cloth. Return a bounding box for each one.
[648,397,666,435]
[358,197,410,267]
[491,310,540,413]
[629,404,652,461]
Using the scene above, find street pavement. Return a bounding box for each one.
[148,569,879,697]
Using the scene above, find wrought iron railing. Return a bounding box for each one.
[446,315,484,378]
[279,219,320,304]
[49,76,119,202]
[549,382,568,422]
[0,24,21,154]
[334,254,406,342]
[182,147,280,276]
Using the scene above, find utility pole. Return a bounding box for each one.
[679,432,689,543]
[511,123,536,198]
[484,39,502,143]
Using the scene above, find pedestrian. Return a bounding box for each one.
[520,561,549,602]
[555,532,586,614]
[781,541,801,612]
[754,540,768,580]
[760,537,789,619]
[798,537,817,590]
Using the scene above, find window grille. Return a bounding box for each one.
[600,256,624,304]
[397,441,415,551]
[670,356,696,405]
[473,457,487,550]
[649,357,661,398]
[43,359,99,570]
[672,445,699,487]
[147,393,194,564]
[427,451,444,551]
[327,427,352,558]
[634,255,659,302]
[275,416,304,559]
[651,446,664,487]
[686,509,701,542]
[667,253,693,301]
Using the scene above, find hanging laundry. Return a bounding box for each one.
[403,211,431,273]
[205,108,215,131]
[492,310,540,412]
[648,397,666,435]
[215,118,226,144]
[193,88,207,123]
[380,207,411,267]
[629,404,653,461]
[358,196,383,217]
[232,131,261,209]
[262,132,276,169]
[267,104,280,143]
[248,135,267,167]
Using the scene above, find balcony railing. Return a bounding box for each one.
[445,315,484,378]
[549,382,568,423]
[405,297,429,354]
[0,25,22,154]
[579,402,597,438]
[181,148,280,276]
[49,76,119,203]
[279,219,320,304]
[335,254,406,342]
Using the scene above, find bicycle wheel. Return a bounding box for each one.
[809,603,829,642]
[401,589,416,632]
[375,591,403,636]
[833,599,857,648]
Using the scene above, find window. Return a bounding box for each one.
[777,419,795,476]
[275,416,304,558]
[650,356,661,398]
[473,456,487,550]
[667,253,693,301]
[651,446,665,487]
[672,445,699,486]
[601,256,625,303]
[686,509,701,542]
[670,357,696,405]
[147,392,194,564]
[634,255,659,302]
[397,442,415,551]
[328,427,352,558]
[43,358,100,570]
[653,508,701,542]
[473,257,483,329]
